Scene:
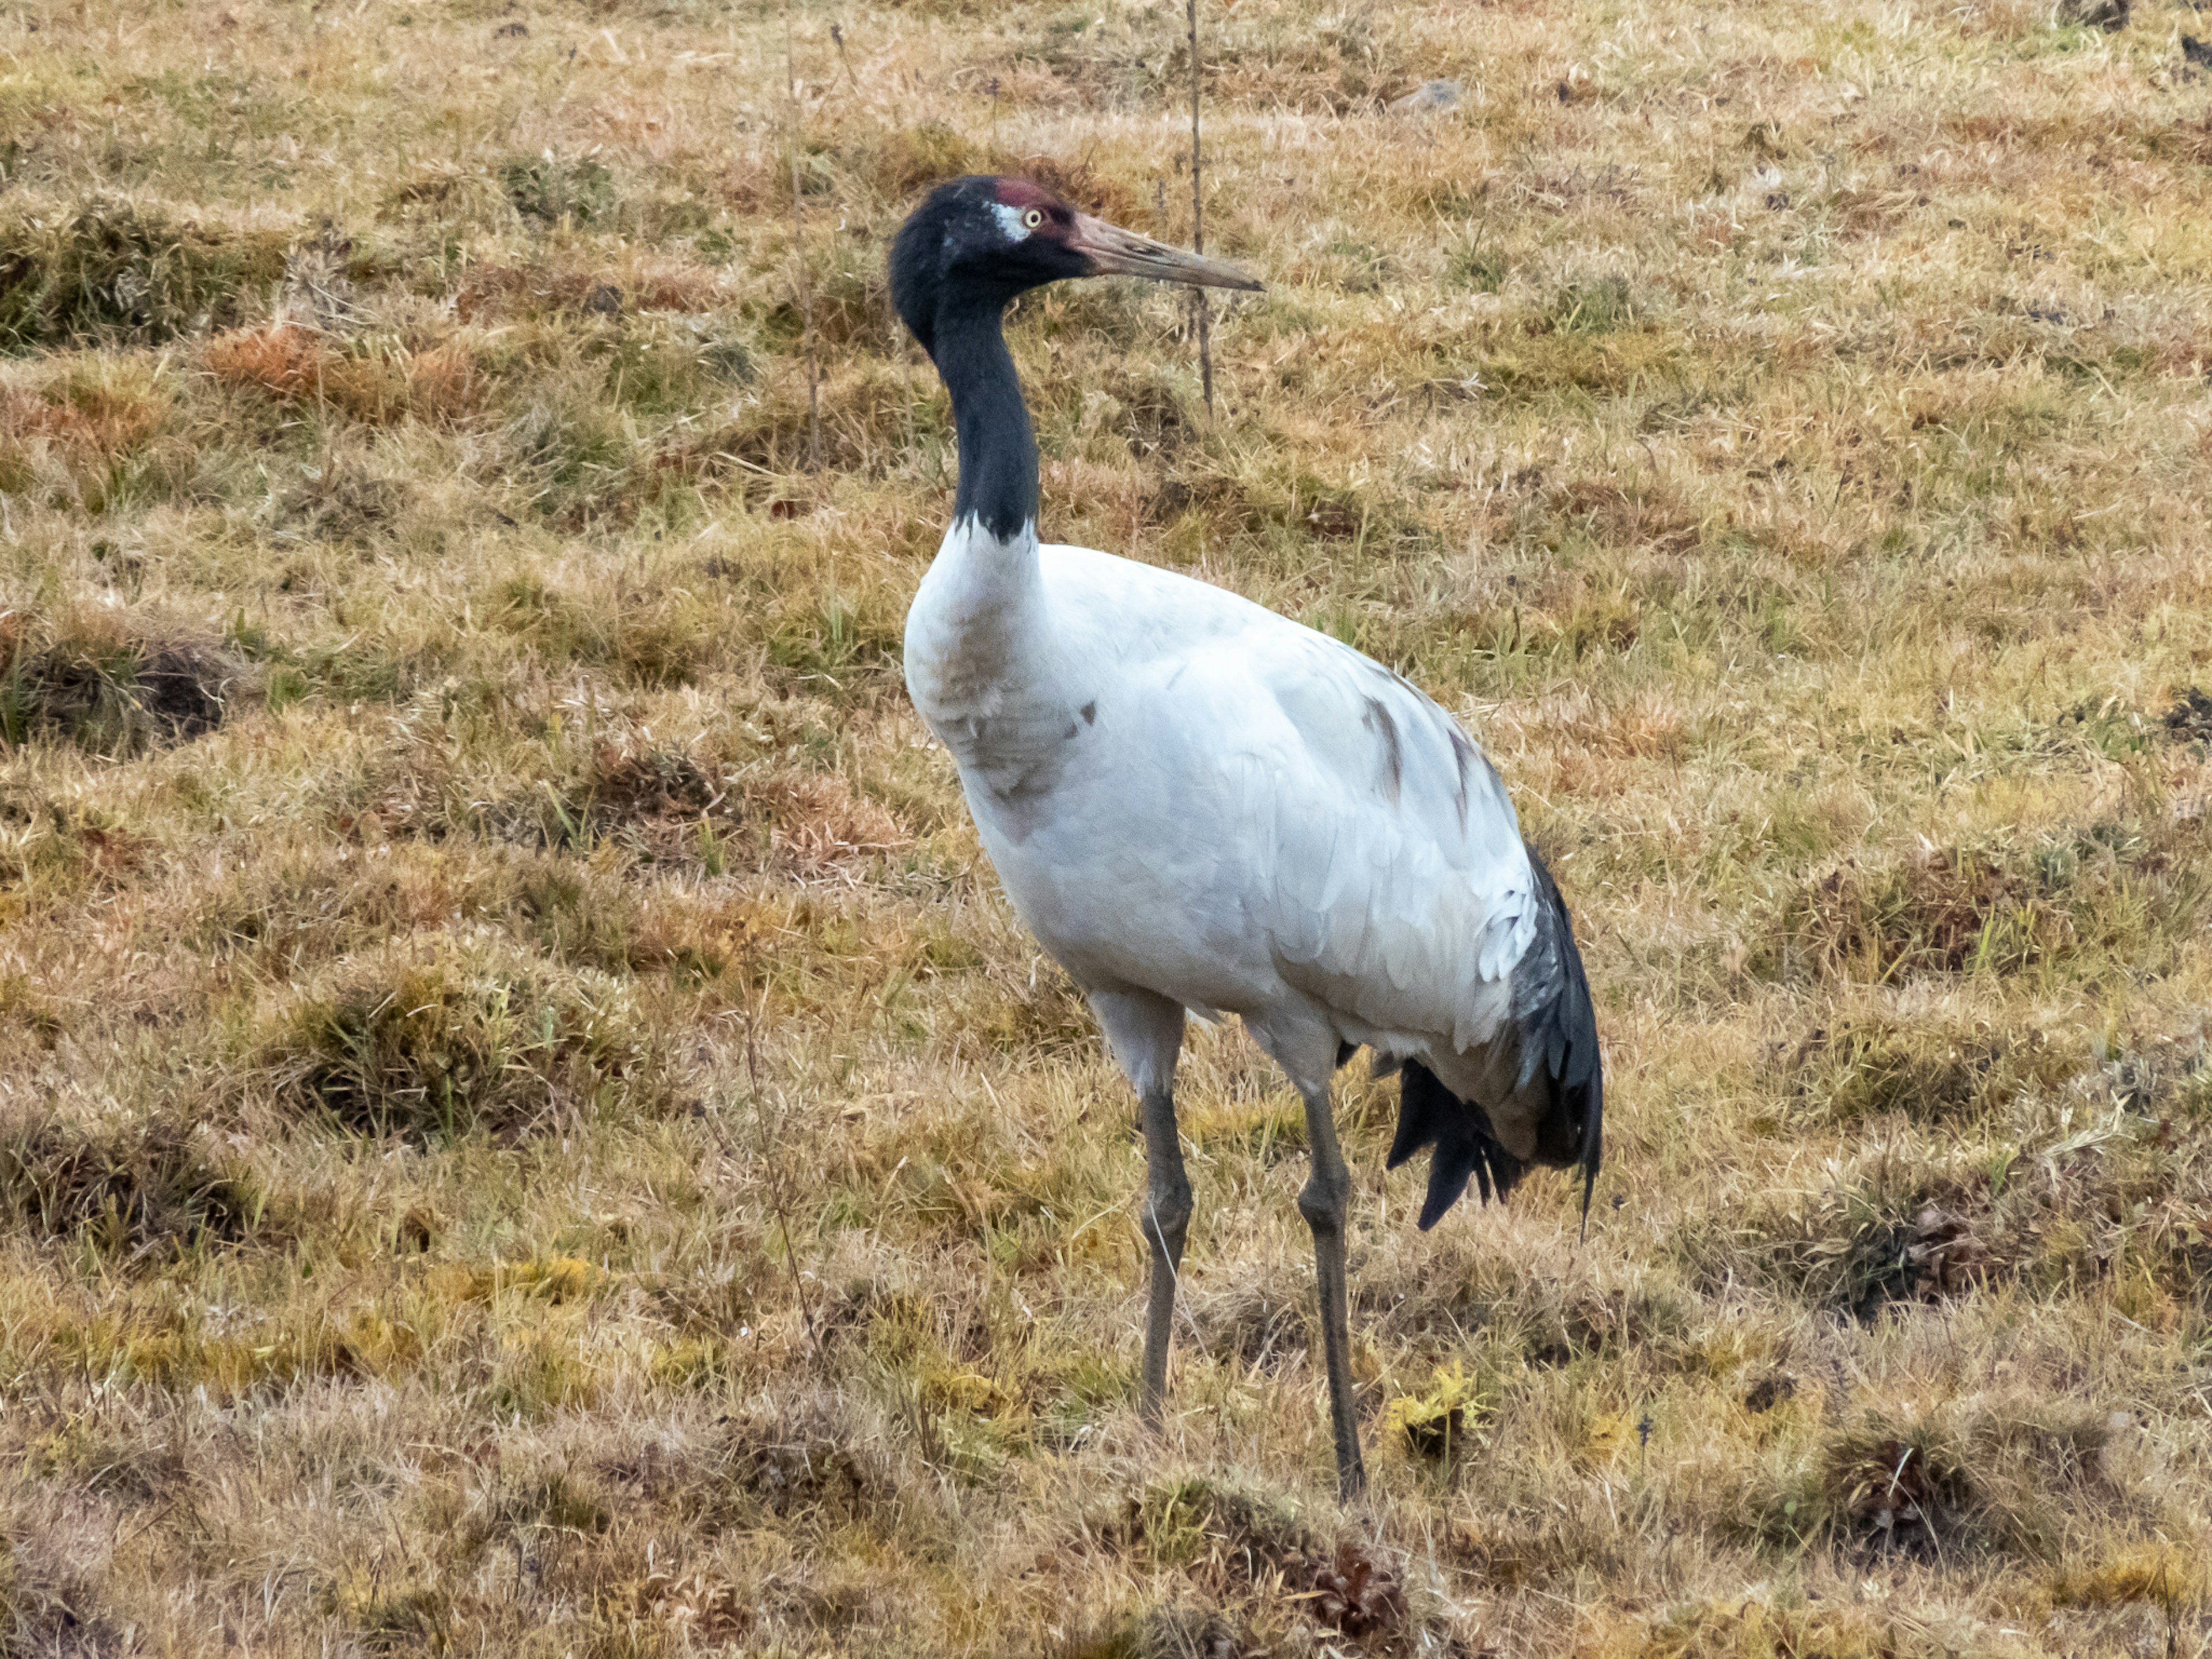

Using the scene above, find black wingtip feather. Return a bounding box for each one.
[1387,844,1603,1233]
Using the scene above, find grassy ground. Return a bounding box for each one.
[0,0,2209,1651]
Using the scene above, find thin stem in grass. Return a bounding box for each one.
[784,0,823,472]
[742,991,820,1358]
[1186,0,1213,418]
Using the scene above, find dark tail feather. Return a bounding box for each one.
[1385,844,1603,1232]
[1524,849,1604,1237]
[1388,1058,1527,1228]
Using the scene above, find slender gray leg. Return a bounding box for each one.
[1137,1086,1192,1424]
[1296,1081,1366,1499]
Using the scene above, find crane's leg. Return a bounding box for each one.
[1089,990,1191,1427]
[1297,1080,1367,1498]
[1138,1083,1191,1423]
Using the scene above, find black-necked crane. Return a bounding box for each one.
[888,175,1603,1497]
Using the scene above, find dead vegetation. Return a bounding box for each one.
[0,0,2205,1652]
[0,607,244,753]
[205,323,483,427]
[1084,1476,1416,1648]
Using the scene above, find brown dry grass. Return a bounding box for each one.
[0,0,2208,1653]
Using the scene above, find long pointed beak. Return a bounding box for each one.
[1070,213,1262,291]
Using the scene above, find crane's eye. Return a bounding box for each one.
[1023,208,1045,230]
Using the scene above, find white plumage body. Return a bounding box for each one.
[905,516,1549,1149]
[888,175,1599,1493]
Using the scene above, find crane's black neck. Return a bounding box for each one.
[931,297,1038,544]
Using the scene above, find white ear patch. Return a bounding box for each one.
[991,202,1033,241]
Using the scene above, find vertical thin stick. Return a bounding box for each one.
[783,0,823,472]
[743,996,820,1357]
[1185,0,1214,417]
[888,73,916,476]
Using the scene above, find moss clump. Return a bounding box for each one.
[1769,828,2202,984]
[1637,1597,1908,1659]
[1818,1418,1979,1555]
[499,155,617,226]
[1384,1360,1488,1464]
[1538,275,1638,335]
[0,1109,259,1258]
[0,608,244,755]
[0,197,287,348]
[1794,1012,2077,1124]
[1725,1168,1994,1320]
[2052,1543,2207,1616]
[259,944,664,1142]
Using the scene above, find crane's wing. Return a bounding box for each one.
[1232,626,1541,1051]
[1205,621,1601,1222]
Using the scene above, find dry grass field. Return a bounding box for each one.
[1,0,2210,1650]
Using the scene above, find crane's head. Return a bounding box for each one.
[890,175,1260,359]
